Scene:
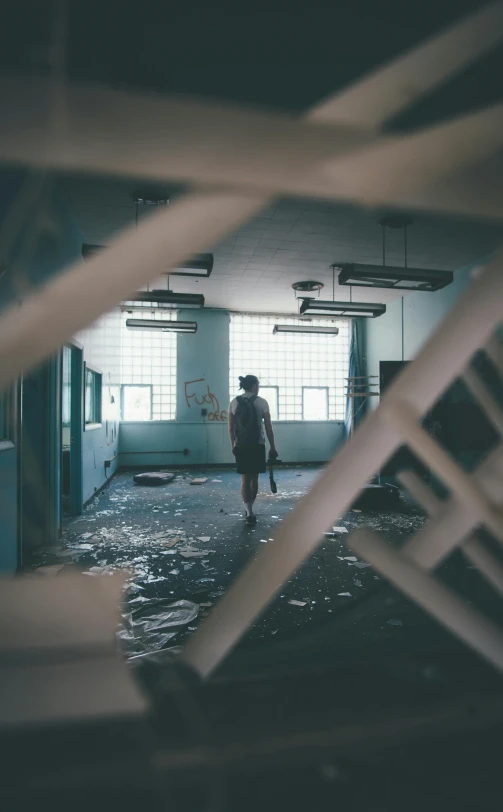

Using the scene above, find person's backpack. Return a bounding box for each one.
[234,395,260,446]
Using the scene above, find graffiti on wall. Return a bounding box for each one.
[184,378,228,422]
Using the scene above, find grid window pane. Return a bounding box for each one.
[75,309,176,420]
[230,314,349,420]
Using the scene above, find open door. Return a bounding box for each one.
[61,343,83,518]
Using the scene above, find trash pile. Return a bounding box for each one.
[57,513,222,657]
[118,599,200,658]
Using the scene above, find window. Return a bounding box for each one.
[85,367,102,425]
[75,309,177,420]
[259,386,279,420]
[230,314,350,420]
[303,387,328,420]
[121,384,152,421]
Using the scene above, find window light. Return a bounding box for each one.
[230,314,349,421]
[76,310,177,421]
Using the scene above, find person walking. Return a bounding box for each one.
[228,375,277,525]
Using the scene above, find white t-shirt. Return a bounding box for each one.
[229,393,270,444]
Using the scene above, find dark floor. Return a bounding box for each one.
[16,465,503,812]
[30,465,502,680]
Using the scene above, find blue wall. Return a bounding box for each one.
[83,420,119,503]
[364,264,476,396]
[0,176,119,568]
[119,307,346,466]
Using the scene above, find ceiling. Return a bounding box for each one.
[6,0,503,313]
[59,174,503,314]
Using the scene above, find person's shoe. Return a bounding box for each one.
[245,513,257,526]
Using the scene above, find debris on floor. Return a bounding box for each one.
[133,472,176,486]
[333,526,349,534]
[118,599,199,657]
[337,592,353,597]
[179,550,216,558]
[50,466,433,656]
[190,477,208,485]
[161,538,183,547]
[387,619,403,627]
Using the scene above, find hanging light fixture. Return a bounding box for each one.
[273,324,339,335]
[299,264,386,318]
[337,263,452,291]
[167,253,214,278]
[337,216,453,291]
[299,300,386,318]
[123,290,205,309]
[126,319,197,333]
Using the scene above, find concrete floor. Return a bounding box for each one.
[31,465,501,680]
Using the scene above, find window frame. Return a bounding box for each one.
[302,386,329,421]
[84,364,103,429]
[120,383,153,422]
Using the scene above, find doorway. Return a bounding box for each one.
[61,343,83,519]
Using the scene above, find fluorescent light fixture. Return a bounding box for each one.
[273,324,339,335]
[125,290,204,308]
[126,319,197,333]
[337,263,453,292]
[300,299,386,318]
[168,253,214,278]
[82,245,214,278]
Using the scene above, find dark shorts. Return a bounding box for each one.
[235,444,266,475]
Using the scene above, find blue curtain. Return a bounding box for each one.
[345,318,367,436]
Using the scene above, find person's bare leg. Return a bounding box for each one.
[250,474,259,505]
[241,475,254,517]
